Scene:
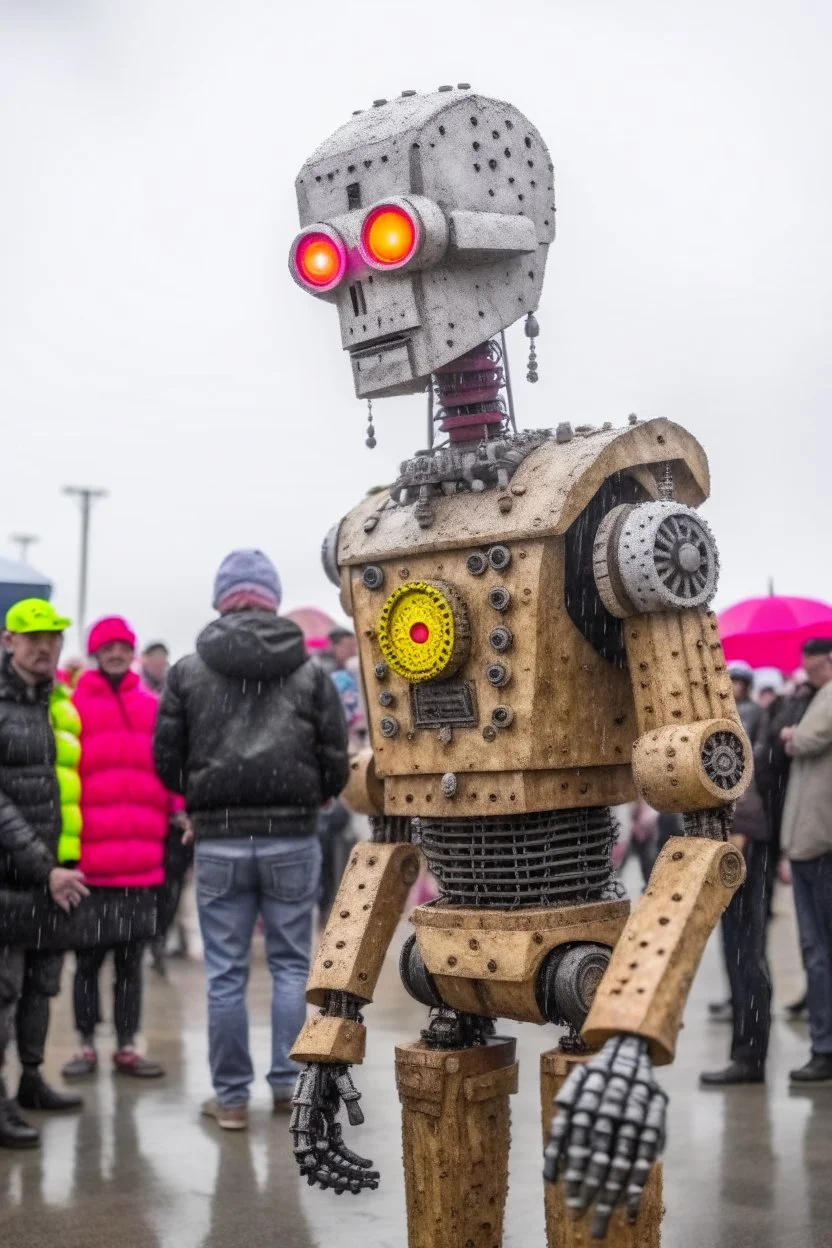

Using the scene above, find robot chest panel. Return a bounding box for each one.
[347,538,635,777]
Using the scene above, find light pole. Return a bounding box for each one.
[63,487,108,641]
[10,533,38,564]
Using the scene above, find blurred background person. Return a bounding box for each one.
[755,665,816,1016]
[63,616,173,1082]
[137,641,193,975]
[781,638,832,1084]
[0,599,89,1147]
[150,806,194,975]
[703,659,772,1084]
[57,656,85,690]
[318,627,364,919]
[621,799,659,887]
[139,641,169,695]
[153,549,348,1129]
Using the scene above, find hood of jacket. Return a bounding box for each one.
[196,611,308,682]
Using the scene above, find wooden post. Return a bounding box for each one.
[395,1037,518,1248]
[540,1049,663,1248]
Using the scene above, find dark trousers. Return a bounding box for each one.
[15,949,63,1069]
[721,840,771,1071]
[154,825,193,948]
[73,942,145,1046]
[317,800,353,922]
[791,855,832,1055]
[0,948,24,1077]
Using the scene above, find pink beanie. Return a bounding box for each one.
[87,615,137,656]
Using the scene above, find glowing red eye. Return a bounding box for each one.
[292,231,346,291]
[361,204,419,268]
[409,622,430,644]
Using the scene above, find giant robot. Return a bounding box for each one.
[287,85,751,1247]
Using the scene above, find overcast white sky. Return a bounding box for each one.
[0,0,829,657]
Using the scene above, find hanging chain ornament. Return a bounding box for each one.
[658,461,675,501]
[524,312,540,383]
[365,398,377,449]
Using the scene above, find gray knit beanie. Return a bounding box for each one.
[212,549,282,613]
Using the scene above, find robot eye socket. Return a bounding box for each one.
[360,203,421,270]
[290,227,347,294]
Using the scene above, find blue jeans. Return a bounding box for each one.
[196,836,321,1107]
[792,854,832,1055]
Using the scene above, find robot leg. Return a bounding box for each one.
[395,1035,518,1248]
[540,1048,663,1248]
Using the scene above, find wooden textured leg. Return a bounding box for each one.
[541,1049,663,1248]
[395,1037,518,1248]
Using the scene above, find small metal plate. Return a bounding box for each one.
[410,680,478,728]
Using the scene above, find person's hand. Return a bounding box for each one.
[544,1035,667,1239]
[48,867,89,913]
[291,1063,379,1194]
[729,832,748,852]
[778,857,792,886]
[781,726,795,757]
[173,811,194,845]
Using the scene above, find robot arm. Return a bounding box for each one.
[545,497,750,1239]
[290,829,420,1194]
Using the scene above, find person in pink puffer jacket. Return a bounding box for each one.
[62,616,183,1081]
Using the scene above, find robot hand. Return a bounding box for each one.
[543,1035,667,1241]
[291,1062,380,1195]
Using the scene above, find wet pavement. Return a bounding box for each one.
[1,879,830,1248]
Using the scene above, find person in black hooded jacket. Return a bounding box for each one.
[152,550,349,1130]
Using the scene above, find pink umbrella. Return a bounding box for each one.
[284,606,338,651]
[718,596,832,673]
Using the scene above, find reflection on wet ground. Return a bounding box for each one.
[1,881,830,1248]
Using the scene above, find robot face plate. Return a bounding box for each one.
[291,89,556,398]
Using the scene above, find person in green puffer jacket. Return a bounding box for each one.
[49,684,82,865]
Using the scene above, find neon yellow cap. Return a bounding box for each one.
[5,598,72,634]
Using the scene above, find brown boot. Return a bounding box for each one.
[201,1098,248,1130]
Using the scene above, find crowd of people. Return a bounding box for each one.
[616,647,832,1090]
[2,550,832,1164]
[0,548,351,1147]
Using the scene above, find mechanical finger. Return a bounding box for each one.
[590,1121,639,1240]
[563,1112,594,1215]
[544,1063,590,1184]
[625,1091,667,1223]
[333,1066,365,1127]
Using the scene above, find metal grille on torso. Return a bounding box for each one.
[413,807,620,909]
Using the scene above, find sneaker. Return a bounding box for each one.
[17,1069,83,1112]
[62,1048,98,1079]
[201,1098,248,1130]
[700,1061,764,1087]
[789,1052,832,1084]
[113,1048,165,1079]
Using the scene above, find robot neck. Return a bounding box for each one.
[433,339,508,445]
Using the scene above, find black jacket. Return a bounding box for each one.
[754,690,814,841]
[0,654,59,891]
[153,612,349,840]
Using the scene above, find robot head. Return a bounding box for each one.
[290,87,555,399]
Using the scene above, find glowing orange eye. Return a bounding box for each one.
[292,231,346,291]
[362,205,418,268]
